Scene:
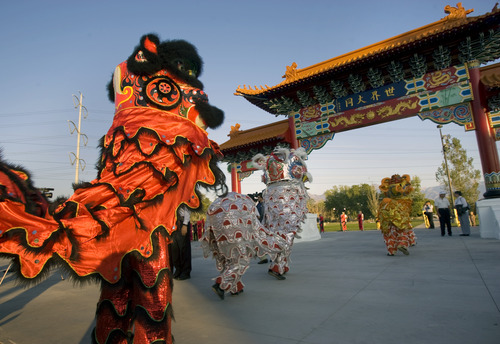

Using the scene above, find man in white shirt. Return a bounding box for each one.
[423,201,435,228]
[435,191,452,236]
[170,206,192,280]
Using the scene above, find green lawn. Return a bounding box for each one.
[321,219,425,232]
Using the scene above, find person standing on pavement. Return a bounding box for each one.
[170,206,192,280]
[454,191,471,236]
[319,214,325,233]
[469,211,476,226]
[435,191,452,236]
[423,201,435,228]
[340,212,347,231]
[357,211,364,231]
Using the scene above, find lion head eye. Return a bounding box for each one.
[135,50,147,62]
[176,60,185,71]
[175,60,197,77]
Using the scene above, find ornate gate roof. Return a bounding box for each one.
[220,120,293,163]
[234,4,500,115]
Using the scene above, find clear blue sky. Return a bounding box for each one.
[0,0,497,199]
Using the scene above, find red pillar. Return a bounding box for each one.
[230,163,241,193]
[469,61,500,198]
[236,173,241,193]
[288,115,299,149]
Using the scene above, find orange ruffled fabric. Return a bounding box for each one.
[0,107,219,284]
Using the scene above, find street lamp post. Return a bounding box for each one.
[437,125,455,209]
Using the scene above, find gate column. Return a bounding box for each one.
[230,163,241,193]
[469,61,500,239]
[469,61,500,198]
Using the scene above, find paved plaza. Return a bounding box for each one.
[1,225,499,344]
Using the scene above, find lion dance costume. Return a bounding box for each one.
[201,192,289,299]
[254,147,311,278]
[0,34,226,344]
[377,174,416,256]
[202,147,311,298]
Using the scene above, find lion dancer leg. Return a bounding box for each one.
[383,226,399,256]
[406,229,417,247]
[268,231,294,278]
[93,232,173,344]
[220,255,249,294]
[396,229,410,255]
[264,183,307,280]
[212,251,250,299]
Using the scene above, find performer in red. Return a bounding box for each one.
[357,211,364,231]
[319,214,325,233]
[0,34,226,344]
[340,212,348,231]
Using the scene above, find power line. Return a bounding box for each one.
[0,108,74,117]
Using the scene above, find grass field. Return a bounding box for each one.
[321,219,425,232]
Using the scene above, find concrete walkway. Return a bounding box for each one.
[1,225,499,344]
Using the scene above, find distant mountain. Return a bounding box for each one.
[423,185,446,200]
[308,183,486,202]
[422,183,485,200]
[308,193,326,202]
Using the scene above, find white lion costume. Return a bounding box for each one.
[255,147,311,278]
[202,147,311,298]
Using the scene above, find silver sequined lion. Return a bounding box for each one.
[201,147,311,298]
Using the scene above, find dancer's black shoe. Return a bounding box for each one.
[397,246,410,255]
[212,283,225,300]
[268,270,286,280]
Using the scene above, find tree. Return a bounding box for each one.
[324,183,377,220]
[367,184,380,219]
[435,135,481,211]
[409,176,427,217]
[307,198,325,217]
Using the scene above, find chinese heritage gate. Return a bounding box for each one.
[222,4,500,239]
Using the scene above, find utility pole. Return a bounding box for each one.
[437,125,455,208]
[69,92,88,184]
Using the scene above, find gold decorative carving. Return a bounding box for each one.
[444,3,474,20]
[328,100,419,128]
[378,100,419,118]
[366,111,376,120]
[427,71,452,87]
[284,62,298,81]
[238,171,253,181]
[329,114,366,127]
[229,123,241,137]
[301,105,321,120]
